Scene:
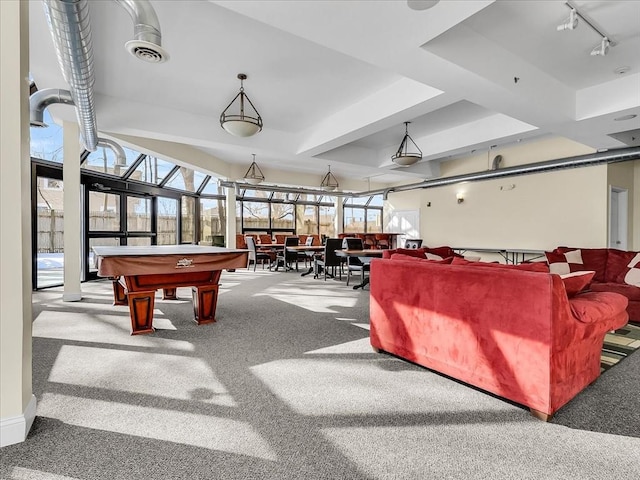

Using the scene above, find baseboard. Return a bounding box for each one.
[62,292,83,302]
[0,394,37,447]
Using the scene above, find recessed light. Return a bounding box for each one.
[614,114,637,121]
[614,66,631,75]
[407,0,439,10]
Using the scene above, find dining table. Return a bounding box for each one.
[335,249,384,289]
[285,245,325,276]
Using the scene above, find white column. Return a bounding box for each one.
[62,121,83,301]
[0,0,36,447]
[226,186,237,247]
[335,196,343,235]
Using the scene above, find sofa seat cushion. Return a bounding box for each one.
[590,282,640,301]
[569,292,629,324]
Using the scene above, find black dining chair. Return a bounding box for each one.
[245,236,272,271]
[276,236,300,271]
[314,238,343,280]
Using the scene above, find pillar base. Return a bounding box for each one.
[0,394,37,447]
[62,292,83,302]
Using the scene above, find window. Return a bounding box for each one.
[35,176,64,288]
[127,196,152,232]
[319,205,336,238]
[366,209,382,233]
[181,196,195,243]
[296,204,318,234]
[164,167,208,192]
[88,192,120,231]
[83,146,140,176]
[271,203,294,230]
[200,198,226,244]
[157,197,178,245]
[243,201,269,230]
[200,178,221,195]
[129,155,175,184]
[344,206,365,232]
[343,194,383,233]
[30,110,63,163]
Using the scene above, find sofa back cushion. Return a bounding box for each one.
[606,249,640,284]
[390,253,453,264]
[451,257,550,272]
[424,246,458,259]
[382,248,427,259]
[554,248,608,282]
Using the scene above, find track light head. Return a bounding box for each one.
[557,8,578,31]
[590,37,610,56]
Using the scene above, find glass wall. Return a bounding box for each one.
[35,175,64,288]
[181,196,195,243]
[242,201,269,230]
[200,197,226,245]
[343,194,383,233]
[88,191,120,232]
[157,197,178,245]
[296,204,318,234]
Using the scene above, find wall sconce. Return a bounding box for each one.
[456,193,465,204]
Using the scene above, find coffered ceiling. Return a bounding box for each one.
[28,0,640,185]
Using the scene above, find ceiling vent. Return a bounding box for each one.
[608,129,640,147]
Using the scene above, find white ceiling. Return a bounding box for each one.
[28,0,640,186]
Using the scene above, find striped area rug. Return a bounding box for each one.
[601,323,640,372]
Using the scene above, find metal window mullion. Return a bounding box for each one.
[159,165,180,188]
[196,175,211,195]
[122,153,146,180]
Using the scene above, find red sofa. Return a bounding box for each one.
[548,247,640,323]
[369,257,629,420]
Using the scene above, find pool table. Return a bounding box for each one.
[93,245,248,335]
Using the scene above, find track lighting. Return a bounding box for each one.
[557,8,578,31]
[590,37,610,56]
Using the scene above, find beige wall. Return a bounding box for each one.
[384,137,625,253]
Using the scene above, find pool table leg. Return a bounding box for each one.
[192,285,219,325]
[112,278,128,306]
[127,290,156,335]
[162,288,177,300]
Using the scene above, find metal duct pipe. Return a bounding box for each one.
[219,180,353,198]
[29,88,75,127]
[43,0,98,151]
[97,138,127,166]
[114,0,168,63]
[220,147,640,198]
[360,147,640,197]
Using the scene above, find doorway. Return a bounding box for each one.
[609,187,628,250]
[388,209,420,248]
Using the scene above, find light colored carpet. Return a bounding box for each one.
[1,269,639,480]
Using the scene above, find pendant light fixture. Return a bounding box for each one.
[320,165,339,191]
[391,122,422,166]
[220,73,263,137]
[243,154,265,185]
